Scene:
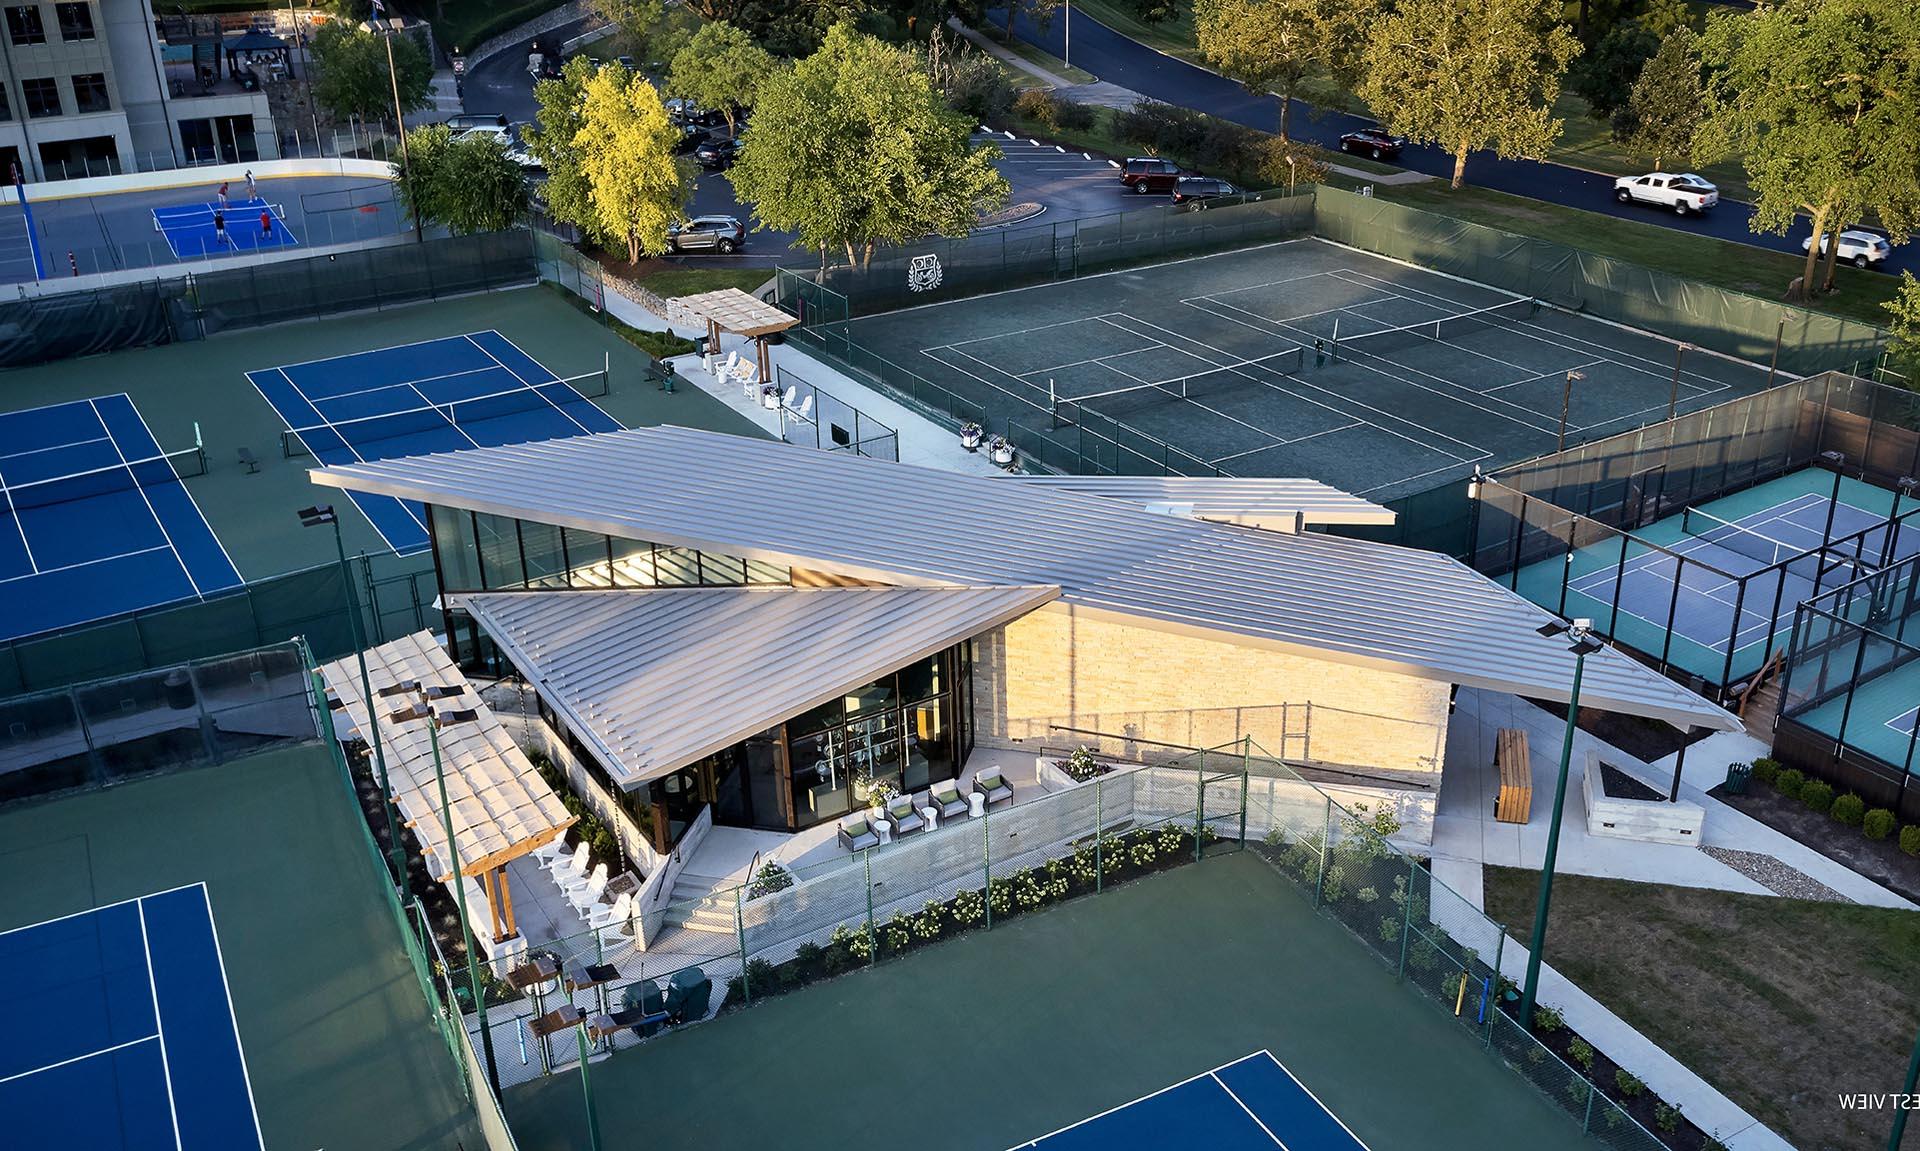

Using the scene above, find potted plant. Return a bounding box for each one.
[865,777,899,813]
[986,434,1015,468]
[959,421,984,451]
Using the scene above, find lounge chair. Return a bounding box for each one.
[552,842,590,883]
[837,815,880,852]
[972,769,1013,809]
[562,861,607,898]
[886,793,925,837]
[568,869,609,912]
[533,833,572,870]
[929,780,968,821]
[588,891,636,932]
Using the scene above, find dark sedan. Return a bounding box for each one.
[1338,127,1409,161]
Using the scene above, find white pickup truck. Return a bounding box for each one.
[1613,172,1720,216]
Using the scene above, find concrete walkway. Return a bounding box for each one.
[948,17,1077,88]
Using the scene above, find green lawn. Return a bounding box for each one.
[1483,866,1920,1151]
[978,24,1099,84]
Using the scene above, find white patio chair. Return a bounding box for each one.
[781,385,798,411]
[793,394,813,421]
[562,861,607,898]
[587,891,636,932]
[568,869,609,912]
[552,842,589,883]
[716,350,739,383]
[533,833,571,870]
[733,360,760,390]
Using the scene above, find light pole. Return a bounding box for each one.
[1891,1021,1920,1150]
[1557,370,1585,453]
[1519,617,1606,1032]
[301,505,410,908]
[1666,342,1693,422]
[370,1,423,242]
[386,685,501,1094]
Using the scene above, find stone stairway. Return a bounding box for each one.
[661,871,738,935]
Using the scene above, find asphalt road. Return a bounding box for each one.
[463,28,1142,264]
[1009,6,1916,276]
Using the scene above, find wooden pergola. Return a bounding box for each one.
[672,287,798,385]
[320,632,576,946]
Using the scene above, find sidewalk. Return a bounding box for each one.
[948,17,1077,89]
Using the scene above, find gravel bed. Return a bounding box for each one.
[1701,845,1851,903]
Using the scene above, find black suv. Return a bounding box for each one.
[1172,177,1236,204]
[695,135,741,169]
[667,215,745,254]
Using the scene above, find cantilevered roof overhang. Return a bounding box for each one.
[455,585,1060,788]
[312,427,1739,732]
[1003,475,1396,531]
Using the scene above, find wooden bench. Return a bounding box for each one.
[1494,727,1532,824]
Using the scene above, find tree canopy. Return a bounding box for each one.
[667,21,774,134]
[525,56,602,245]
[1884,272,1920,378]
[1358,0,1581,189]
[1194,0,1371,141]
[1696,0,1920,297]
[394,124,529,235]
[1567,19,1657,119]
[589,0,668,58]
[727,24,1009,268]
[573,65,691,263]
[1616,25,1700,170]
[311,22,432,124]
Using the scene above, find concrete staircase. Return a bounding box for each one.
[660,871,738,935]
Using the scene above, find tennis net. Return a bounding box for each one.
[281,373,609,458]
[1681,506,1873,585]
[153,203,287,229]
[1333,297,1537,361]
[1,447,208,512]
[1050,346,1304,427]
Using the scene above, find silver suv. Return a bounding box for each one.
[666,215,745,254]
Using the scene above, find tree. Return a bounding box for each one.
[1615,25,1700,170]
[590,0,664,51]
[574,65,690,263]
[1358,0,1581,189]
[1638,0,1690,38]
[727,24,1009,268]
[1884,272,1920,381]
[394,124,529,234]
[526,56,601,243]
[311,22,432,125]
[1194,0,1363,141]
[1695,0,1920,299]
[1567,19,1657,119]
[667,21,774,135]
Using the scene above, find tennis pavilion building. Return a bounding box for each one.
[309,426,1737,859]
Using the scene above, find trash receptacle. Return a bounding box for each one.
[1725,761,1752,795]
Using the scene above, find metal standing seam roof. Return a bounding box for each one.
[309,427,1739,732]
[1003,475,1397,529]
[318,631,576,881]
[454,585,1060,787]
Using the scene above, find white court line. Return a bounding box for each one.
[1888,706,1919,737]
[0,543,173,586]
[0,434,114,464]
[260,366,431,546]
[465,330,596,436]
[1209,1073,1291,1148]
[0,1035,161,1086]
[198,885,267,1151]
[1075,357,1300,457]
[1006,1052,1281,1149]
[1250,1051,1376,1150]
[125,399,244,587]
[270,332,470,374]
[1209,420,1366,465]
[304,363,501,407]
[88,398,199,599]
[135,899,186,1151]
[0,881,213,938]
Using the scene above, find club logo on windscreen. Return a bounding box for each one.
[907,253,943,294]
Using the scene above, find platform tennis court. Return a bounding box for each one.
[849,240,1780,499]
[0,884,262,1151]
[152,197,297,258]
[0,394,242,642]
[247,330,622,553]
[1015,1051,1371,1150]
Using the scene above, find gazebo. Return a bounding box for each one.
[224,30,289,84]
[669,287,798,385]
[319,631,575,955]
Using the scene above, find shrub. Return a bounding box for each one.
[1116,100,1207,156]
[1799,780,1834,814]
[743,958,776,992]
[1750,757,1781,784]
[1703,1138,1729,1151]
[1655,1102,1682,1133]
[1831,793,1866,827]
[1614,1069,1645,1097]
[1902,825,1920,857]
[1533,1006,1564,1033]
[1773,767,1805,799]
[1052,98,1096,131]
[1013,87,1056,127]
[1864,808,1897,840]
[936,48,1015,121]
[1568,1036,1596,1072]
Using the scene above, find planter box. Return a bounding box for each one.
[1581,751,1703,845]
[1037,753,1120,792]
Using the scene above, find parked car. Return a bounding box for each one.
[667,215,745,254]
[1171,177,1236,204]
[1120,156,1183,194]
[502,125,542,171]
[1613,172,1719,215]
[665,98,724,128]
[1802,229,1892,269]
[674,128,710,155]
[1338,126,1407,161]
[445,112,508,131]
[694,134,741,170]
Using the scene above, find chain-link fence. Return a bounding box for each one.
[0,228,538,369]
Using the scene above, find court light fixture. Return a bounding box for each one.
[1520,615,1603,1031]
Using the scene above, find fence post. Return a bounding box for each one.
[1582,1076,1595,1134]
[1487,930,1506,1048]
[863,848,877,964]
[1239,737,1251,846]
[1094,775,1104,893]
[1312,798,1333,908]
[734,886,750,1004]
[1193,763,1206,861]
[1397,856,1416,978]
[983,802,993,930]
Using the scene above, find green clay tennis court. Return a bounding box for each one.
[843,239,1783,501]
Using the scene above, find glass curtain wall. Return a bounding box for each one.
[430,505,791,596]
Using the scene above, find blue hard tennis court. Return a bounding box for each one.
[1014,1051,1372,1150]
[0,394,244,642]
[152,197,297,258]
[0,884,263,1151]
[246,330,622,554]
